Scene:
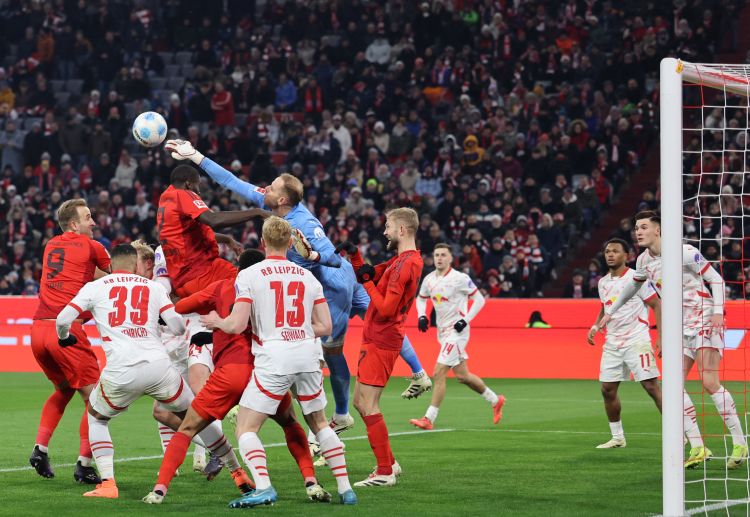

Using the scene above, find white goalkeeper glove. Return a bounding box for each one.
[164,139,205,165]
[292,228,320,262]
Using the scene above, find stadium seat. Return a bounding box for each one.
[158,51,173,65]
[54,91,70,107]
[164,64,180,77]
[23,117,42,131]
[66,80,83,95]
[175,52,193,65]
[149,77,167,90]
[124,102,137,120]
[166,77,184,91]
[180,64,194,78]
[50,80,65,93]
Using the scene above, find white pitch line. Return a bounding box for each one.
[0,428,455,474]
[652,498,750,517]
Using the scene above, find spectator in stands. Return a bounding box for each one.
[563,269,592,298]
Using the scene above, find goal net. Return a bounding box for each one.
[661,58,750,516]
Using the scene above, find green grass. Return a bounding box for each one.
[1,373,747,516]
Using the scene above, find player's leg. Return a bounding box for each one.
[400,335,432,399]
[598,382,627,448]
[639,379,662,412]
[353,382,396,485]
[410,362,449,430]
[188,354,212,472]
[697,346,748,468]
[84,408,118,498]
[683,349,711,468]
[322,340,354,432]
[453,361,505,424]
[152,401,182,476]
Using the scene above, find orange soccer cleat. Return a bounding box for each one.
[493,395,506,425]
[231,467,255,494]
[409,417,434,430]
[83,478,119,499]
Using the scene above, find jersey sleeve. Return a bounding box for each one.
[458,273,479,297]
[418,275,431,299]
[234,269,254,304]
[683,244,711,275]
[387,255,418,296]
[152,282,175,314]
[67,282,97,315]
[201,156,266,207]
[90,240,111,271]
[635,278,658,302]
[597,278,606,304]
[154,246,168,278]
[176,189,211,220]
[310,276,326,305]
[296,216,342,268]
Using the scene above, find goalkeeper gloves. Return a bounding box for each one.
[164,139,205,165]
[356,264,376,284]
[58,334,78,347]
[335,241,358,255]
[418,316,429,332]
[292,228,320,262]
[190,332,213,347]
[453,319,468,333]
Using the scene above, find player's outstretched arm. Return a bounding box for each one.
[362,281,403,319]
[215,233,244,256]
[645,296,662,356]
[600,273,645,327]
[701,264,726,331]
[464,290,486,322]
[160,307,186,336]
[55,304,80,340]
[197,207,269,230]
[174,281,221,315]
[588,305,605,345]
[294,226,341,268]
[312,300,333,337]
[200,301,251,334]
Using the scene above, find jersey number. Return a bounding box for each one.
[46,247,66,279]
[640,353,651,369]
[108,285,150,327]
[270,281,305,328]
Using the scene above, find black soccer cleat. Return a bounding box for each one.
[74,460,101,484]
[203,453,224,481]
[29,446,54,479]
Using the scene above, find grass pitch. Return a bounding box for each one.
[1,373,745,516]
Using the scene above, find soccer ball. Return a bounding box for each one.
[132,111,168,148]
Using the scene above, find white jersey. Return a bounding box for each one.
[598,268,655,348]
[68,272,174,374]
[635,243,716,334]
[153,245,207,339]
[418,268,478,329]
[235,257,326,375]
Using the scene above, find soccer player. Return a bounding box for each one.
[599,211,748,469]
[587,238,662,448]
[409,244,505,430]
[30,199,110,484]
[200,216,357,507]
[143,247,332,504]
[340,207,424,487]
[164,138,430,435]
[56,245,248,499]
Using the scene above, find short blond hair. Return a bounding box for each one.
[130,239,155,262]
[262,216,292,249]
[279,173,303,206]
[386,207,419,235]
[57,199,87,231]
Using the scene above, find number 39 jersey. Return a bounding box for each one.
[67,271,175,374]
[234,256,326,375]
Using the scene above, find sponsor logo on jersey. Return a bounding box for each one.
[313,227,325,239]
[433,294,449,304]
[255,187,266,194]
[193,199,208,209]
[695,253,701,263]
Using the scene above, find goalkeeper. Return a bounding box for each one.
[164,140,432,436]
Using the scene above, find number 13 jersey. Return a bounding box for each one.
[234,256,326,375]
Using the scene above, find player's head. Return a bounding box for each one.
[110,244,138,273]
[633,210,660,249]
[264,173,303,210]
[238,249,265,271]
[384,207,418,251]
[171,164,201,194]
[261,216,293,254]
[57,199,95,237]
[603,238,630,271]
[131,239,155,278]
[433,243,453,273]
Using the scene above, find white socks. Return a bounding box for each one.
[88,414,114,480]
[609,421,624,440]
[195,420,241,471]
[317,427,352,493]
[481,388,499,406]
[711,386,747,446]
[333,413,350,422]
[158,423,175,453]
[684,390,704,448]
[425,405,439,423]
[239,432,271,490]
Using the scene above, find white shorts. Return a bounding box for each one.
[240,369,326,416]
[683,329,724,360]
[188,343,215,371]
[599,341,659,383]
[437,327,470,367]
[90,358,193,418]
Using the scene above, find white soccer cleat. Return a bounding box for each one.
[596,438,627,449]
[306,482,332,502]
[330,414,355,435]
[193,451,207,472]
[142,491,165,504]
[313,455,328,467]
[371,461,402,476]
[401,373,432,399]
[354,471,396,487]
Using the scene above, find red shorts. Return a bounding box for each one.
[31,320,100,389]
[357,341,400,388]
[175,258,237,298]
[191,363,252,421]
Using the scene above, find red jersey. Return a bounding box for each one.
[363,250,423,350]
[174,279,253,368]
[157,185,219,289]
[34,232,111,319]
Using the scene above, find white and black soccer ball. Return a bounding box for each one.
[132,111,168,147]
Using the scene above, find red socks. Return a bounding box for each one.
[283,421,315,481]
[36,388,75,447]
[362,413,393,475]
[156,431,191,491]
[79,402,92,458]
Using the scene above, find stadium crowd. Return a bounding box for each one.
[0,0,743,298]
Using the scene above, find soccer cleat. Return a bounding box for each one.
[203,453,224,480]
[596,438,627,449]
[230,467,255,493]
[685,446,713,469]
[29,446,54,479]
[354,471,396,487]
[228,486,277,508]
[409,416,434,430]
[192,451,207,473]
[313,454,328,467]
[226,404,240,433]
[370,461,402,477]
[83,479,118,498]
[306,482,332,502]
[339,489,358,505]
[330,414,355,435]
[310,439,324,466]
[74,460,101,484]
[727,444,749,469]
[142,491,164,504]
[401,373,432,399]
[493,395,506,424]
